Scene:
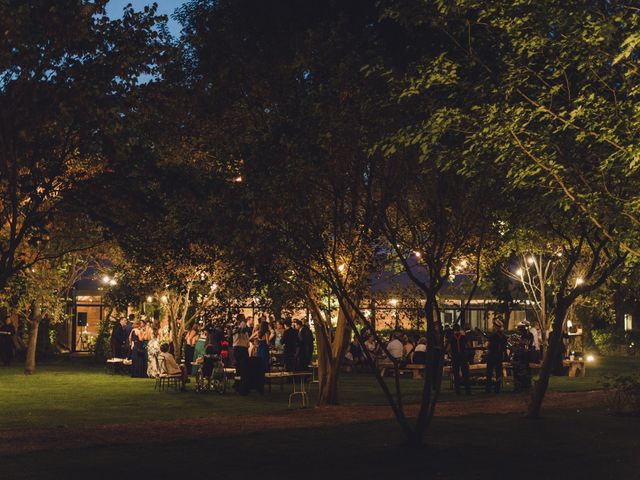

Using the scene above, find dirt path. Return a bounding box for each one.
[0,390,605,456]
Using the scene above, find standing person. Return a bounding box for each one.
[130,321,147,378]
[184,324,198,369]
[529,322,542,363]
[248,321,260,357]
[485,320,507,393]
[0,313,16,366]
[110,317,126,358]
[191,324,207,375]
[123,314,134,359]
[256,320,271,372]
[232,314,250,381]
[448,324,471,395]
[274,320,285,353]
[296,319,314,372]
[281,318,299,372]
[147,327,161,378]
[512,322,534,392]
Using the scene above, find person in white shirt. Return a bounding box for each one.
[529,322,542,363]
[386,332,404,360]
[412,337,427,364]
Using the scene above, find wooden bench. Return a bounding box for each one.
[376,361,428,380]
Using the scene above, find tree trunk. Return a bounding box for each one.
[410,293,444,446]
[24,303,42,375]
[309,293,351,406]
[527,301,567,418]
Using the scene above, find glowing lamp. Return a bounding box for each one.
[586,354,595,363]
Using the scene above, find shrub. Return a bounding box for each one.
[592,326,625,355]
[602,374,640,416]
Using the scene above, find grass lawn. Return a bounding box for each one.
[2,409,639,479]
[0,355,637,429]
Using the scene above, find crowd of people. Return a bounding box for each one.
[110,312,316,391]
[106,305,558,399]
[366,319,543,395]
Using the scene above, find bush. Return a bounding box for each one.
[592,326,625,355]
[602,374,640,416]
[93,316,113,361]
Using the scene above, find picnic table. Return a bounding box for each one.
[264,371,312,408]
[105,358,131,375]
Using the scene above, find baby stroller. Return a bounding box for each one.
[196,351,227,394]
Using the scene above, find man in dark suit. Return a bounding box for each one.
[0,312,15,366]
[123,314,135,359]
[281,318,299,372]
[110,317,127,358]
[295,319,314,372]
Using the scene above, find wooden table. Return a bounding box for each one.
[264,371,312,408]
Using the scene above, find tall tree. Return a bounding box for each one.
[0,0,167,292]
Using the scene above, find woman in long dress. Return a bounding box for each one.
[191,326,207,375]
[130,321,148,378]
[256,320,272,372]
[146,327,161,377]
[184,325,198,369]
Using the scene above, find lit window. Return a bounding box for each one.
[624,314,633,331]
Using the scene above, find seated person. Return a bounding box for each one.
[386,332,404,361]
[202,344,219,378]
[159,343,188,391]
[412,337,427,364]
[220,340,230,367]
[364,335,379,357]
[349,338,364,365]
